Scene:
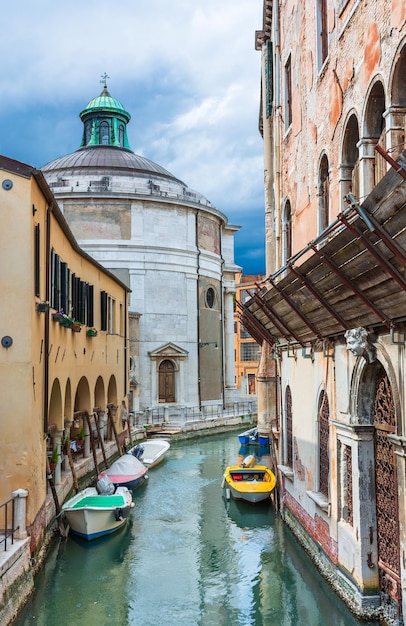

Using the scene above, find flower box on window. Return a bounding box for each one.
[52,312,65,323]
[86,328,98,337]
[37,301,49,313]
[60,317,73,328]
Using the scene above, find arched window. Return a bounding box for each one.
[318,390,330,498]
[285,385,293,467]
[118,124,124,147]
[364,81,386,191]
[389,45,406,161]
[318,155,329,232]
[340,114,359,208]
[85,121,92,145]
[282,200,292,265]
[99,121,109,145]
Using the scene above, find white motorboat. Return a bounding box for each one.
[129,439,170,468]
[62,486,134,541]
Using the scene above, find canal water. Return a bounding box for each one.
[15,432,380,626]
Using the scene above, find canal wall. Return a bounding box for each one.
[4,415,256,625]
[282,507,393,625]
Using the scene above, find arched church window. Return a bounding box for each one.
[119,125,124,147]
[85,121,92,145]
[99,121,109,145]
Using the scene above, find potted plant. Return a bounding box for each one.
[86,327,98,337]
[71,320,82,332]
[37,300,50,313]
[76,426,85,447]
[49,445,59,471]
[63,435,70,455]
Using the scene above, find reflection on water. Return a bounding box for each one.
[15,433,380,626]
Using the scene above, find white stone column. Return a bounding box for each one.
[256,342,277,438]
[12,489,28,539]
[224,288,236,391]
[357,138,378,199]
[384,106,406,159]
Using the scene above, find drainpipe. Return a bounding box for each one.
[43,206,51,434]
[273,0,282,271]
[124,289,128,398]
[219,225,225,409]
[196,213,202,409]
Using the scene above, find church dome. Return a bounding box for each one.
[41,81,212,207]
[42,145,184,184]
[80,87,131,120]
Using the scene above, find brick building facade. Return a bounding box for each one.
[243,1,406,623]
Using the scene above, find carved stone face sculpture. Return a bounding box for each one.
[344,327,376,363]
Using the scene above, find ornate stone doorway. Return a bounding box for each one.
[373,372,401,611]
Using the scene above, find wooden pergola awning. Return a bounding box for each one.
[243,152,406,347]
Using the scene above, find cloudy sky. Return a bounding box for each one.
[0,0,265,275]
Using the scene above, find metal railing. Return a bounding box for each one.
[0,496,17,551]
[134,400,257,427]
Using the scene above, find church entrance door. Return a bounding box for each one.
[159,360,175,403]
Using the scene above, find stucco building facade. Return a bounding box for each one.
[243,1,406,623]
[0,155,129,554]
[41,82,240,416]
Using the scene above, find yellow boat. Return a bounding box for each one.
[222,460,277,504]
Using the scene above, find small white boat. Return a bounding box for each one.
[62,486,134,541]
[129,439,170,468]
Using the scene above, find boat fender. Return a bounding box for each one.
[114,508,124,521]
[221,476,226,489]
[241,454,255,468]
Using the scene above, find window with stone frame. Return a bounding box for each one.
[316,0,328,69]
[343,444,353,525]
[318,390,330,498]
[284,55,292,130]
[282,200,292,264]
[319,154,330,232]
[286,385,293,467]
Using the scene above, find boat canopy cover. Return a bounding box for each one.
[105,454,146,478]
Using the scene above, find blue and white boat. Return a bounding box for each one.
[238,427,258,445]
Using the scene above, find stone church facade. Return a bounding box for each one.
[244,1,406,623]
[42,82,240,415]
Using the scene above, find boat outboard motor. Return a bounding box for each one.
[97,475,115,495]
[131,444,144,459]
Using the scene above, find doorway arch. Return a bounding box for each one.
[159,360,175,403]
[355,358,402,611]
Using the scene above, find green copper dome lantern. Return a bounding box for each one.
[79,80,132,150]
